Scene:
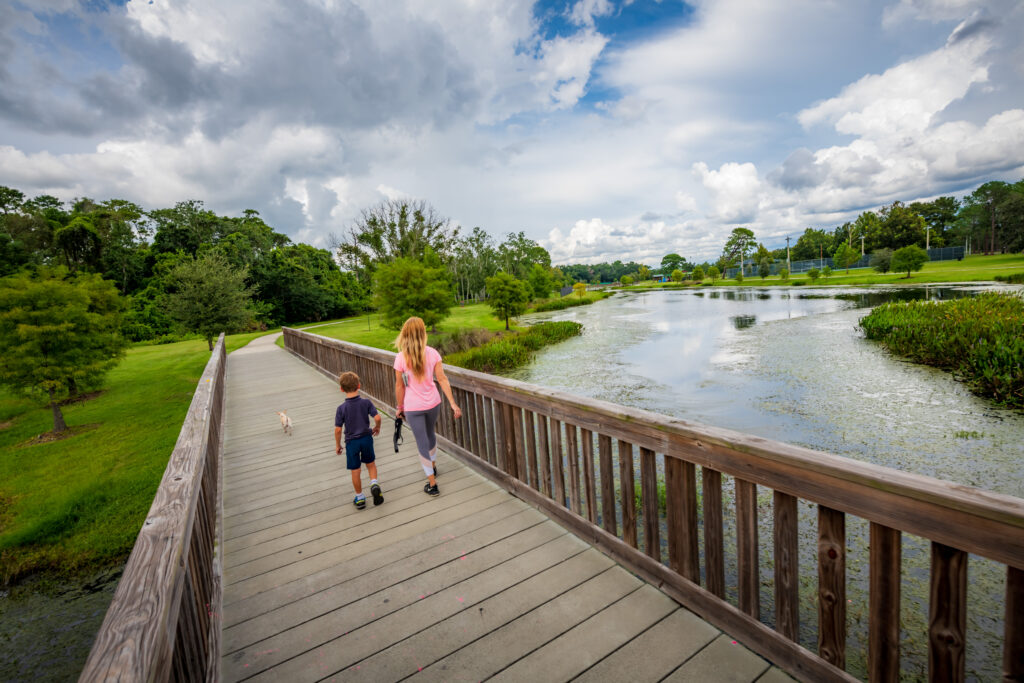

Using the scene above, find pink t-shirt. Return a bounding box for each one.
[394,346,442,412]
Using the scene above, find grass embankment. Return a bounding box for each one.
[530,290,610,311]
[0,330,273,584]
[859,292,1024,408]
[623,254,1024,288]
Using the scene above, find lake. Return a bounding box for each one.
[512,284,1024,679]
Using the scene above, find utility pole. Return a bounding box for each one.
[785,236,791,274]
[861,235,865,256]
[926,225,931,251]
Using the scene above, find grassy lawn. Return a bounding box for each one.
[280,302,521,351]
[625,254,1024,289]
[0,330,274,584]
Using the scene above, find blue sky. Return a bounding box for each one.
[1,0,1022,264]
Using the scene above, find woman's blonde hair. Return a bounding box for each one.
[395,316,428,379]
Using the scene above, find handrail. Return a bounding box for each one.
[282,327,1024,682]
[80,334,226,683]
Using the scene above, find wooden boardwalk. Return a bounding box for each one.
[219,334,792,682]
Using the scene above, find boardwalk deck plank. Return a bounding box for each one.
[220,334,787,682]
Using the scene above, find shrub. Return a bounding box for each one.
[870,248,893,274]
[994,273,1024,284]
[892,245,929,278]
[778,267,789,281]
[860,292,1024,407]
[446,321,583,373]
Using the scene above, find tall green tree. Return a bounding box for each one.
[497,231,551,279]
[0,269,126,433]
[833,242,860,274]
[165,252,256,349]
[373,257,452,331]
[337,199,460,286]
[485,272,531,330]
[527,263,554,299]
[791,227,835,261]
[910,196,959,248]
[251,244,365,324]
[150,200,223,256]
[661,253,686,274]
[878,201,927,250]
[721,227,755,274]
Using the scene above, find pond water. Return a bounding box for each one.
[511,284,1024,680]
[513,285,1024,495]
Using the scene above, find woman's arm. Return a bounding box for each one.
[394,369,406,418]
[434,364,461,418]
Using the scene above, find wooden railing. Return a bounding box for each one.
[80,334,226,683]
[283,327,1024,682]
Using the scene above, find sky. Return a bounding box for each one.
[1,0,1023,265]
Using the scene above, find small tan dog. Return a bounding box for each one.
[275,410,293,436]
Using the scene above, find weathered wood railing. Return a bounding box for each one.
[283,327,1024,682]
[80,334,226,683]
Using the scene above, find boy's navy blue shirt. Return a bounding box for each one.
[335,395,378,441]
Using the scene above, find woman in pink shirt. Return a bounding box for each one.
[394,316,461,496]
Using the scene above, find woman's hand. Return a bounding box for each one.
[452,404,462,419]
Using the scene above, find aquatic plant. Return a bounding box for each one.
[447,321,583,373]
[860,292,1024,407]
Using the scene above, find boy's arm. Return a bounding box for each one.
[372,413,381,436]
[335,426,343,454]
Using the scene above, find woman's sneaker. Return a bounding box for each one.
[423,482,440,496]
[353,496,366,509]
[370,483,384,506]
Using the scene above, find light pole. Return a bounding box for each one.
[926,225,931,251]
[785,235,791,274]
[861,235,865,256]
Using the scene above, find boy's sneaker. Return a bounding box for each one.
[423,482,440,496]
[353,496,366,509]
[370,483,384,506]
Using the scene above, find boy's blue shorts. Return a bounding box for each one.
[345,434,376,470]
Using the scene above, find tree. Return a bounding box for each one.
[497,231,550,279]
[878,201,926,250]
[722,227,755,274]
[671,269,684,282]
[758,259,770,279]
[808,267,820,281]
[735,269,744,283]
[891,245,929,278]
[336,199,460,286]
[791,227,835,261]
[485,272,530,330]
[637,265,651,281]
[165,252,256,349]
[692,265,705,281]
[0,269,126,433]
[822,266,832,279]
[778,267,789,281]
[707,265,720,281]
[251,244,365,324]
[150,200,223,256]
[870,248,893,273]
[373,257,452,331]
[450,226,497,302]
[621,275,634,286]
[527,263,554,299]
[572,282,587,298]
[661,253,686,274]
[833,242,860,274]
[910,196,959,248]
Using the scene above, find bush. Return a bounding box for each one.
[446,321,583,373]
[892,245,929,278]
[860,292,1024,407]
[808,268,820,281]
[778,267,789,281]
[994,272,1024,284]
[870,248,893,274]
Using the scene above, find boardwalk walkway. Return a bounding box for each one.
[219,334,793,682]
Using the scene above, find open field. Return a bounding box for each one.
[0,330,274,583]
[624,254,1024,289]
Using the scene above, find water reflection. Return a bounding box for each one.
[730,314,757,330]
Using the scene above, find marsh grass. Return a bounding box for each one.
[860,291,1024,408]
[446,321,583,373]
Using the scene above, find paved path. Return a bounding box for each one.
[219,334,793,682]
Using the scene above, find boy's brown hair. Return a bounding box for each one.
[339,371,360,393]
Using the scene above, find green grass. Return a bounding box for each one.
[446,321,583,373]
[623,254,1024,288]
[282,302,524,351]
[0,330,274,584]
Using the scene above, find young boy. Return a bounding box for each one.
[335,371,383,509]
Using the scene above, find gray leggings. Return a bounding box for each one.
[405,403,440,460]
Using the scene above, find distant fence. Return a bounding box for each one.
[283,327,1024,682]
[80,334,226,683]
[725,245,965,278]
